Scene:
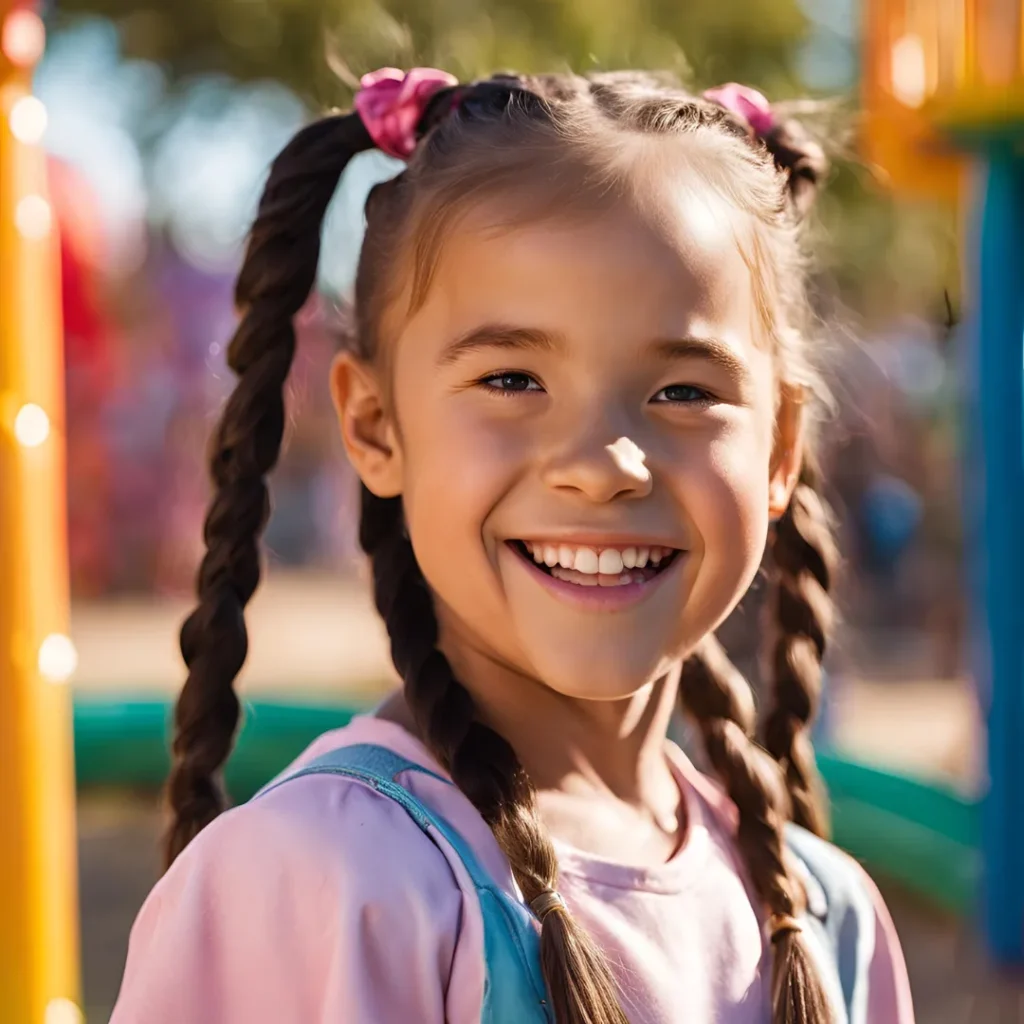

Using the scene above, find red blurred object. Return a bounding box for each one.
[48,157,118,595]
[49,160,110,370]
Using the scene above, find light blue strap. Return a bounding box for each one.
[256,743,552,1023]
[785,824,876,1024]
[259,743,451,829]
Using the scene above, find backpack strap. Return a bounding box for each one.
[256,743,553,1024]
[785,824,877,1024]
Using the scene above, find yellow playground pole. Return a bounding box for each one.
[0,2,82,1022]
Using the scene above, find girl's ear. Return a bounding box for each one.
[768,385,804,520]
[330,351,403,497]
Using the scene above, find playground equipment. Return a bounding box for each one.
[0,0,82,1020]
[864,0,1024,964]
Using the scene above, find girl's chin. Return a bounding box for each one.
[502,625,686,701]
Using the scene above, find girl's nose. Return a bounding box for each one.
[541,434,653,503]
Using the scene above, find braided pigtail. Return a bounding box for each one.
[681,638,836,1024]
[764,465,838,839]
[762,119,828,217]
[359,486,627,1024]
[702,81,834,840]
[701,82,829,219]
[164,114,375,868]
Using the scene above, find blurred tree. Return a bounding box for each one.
[54,0,811,106]
[52,0,958,319]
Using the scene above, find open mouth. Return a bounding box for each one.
[508,539,681,588]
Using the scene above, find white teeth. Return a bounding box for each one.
[523,540,676,578]
[573,547,599,574]
[552,566,643,587]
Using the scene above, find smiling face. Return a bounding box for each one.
[336,167,803,701]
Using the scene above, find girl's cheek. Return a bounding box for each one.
[411,406,531,486]
[673,423,772,550]
[401,404,530,551]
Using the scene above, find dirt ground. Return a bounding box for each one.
[71,571,982,786]
[80,793,1024,1024]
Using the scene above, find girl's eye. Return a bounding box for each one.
[652,383,714,405]
[479,371,544,394]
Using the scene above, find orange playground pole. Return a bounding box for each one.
[0,2,82,1021]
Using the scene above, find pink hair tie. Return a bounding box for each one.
[702,82,775,137]
[354,67,459,160]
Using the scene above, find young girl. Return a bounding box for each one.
[112,68,914,1024]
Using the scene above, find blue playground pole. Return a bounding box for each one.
[972,146,1024,964]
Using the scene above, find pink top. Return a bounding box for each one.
[111,716,914,1023]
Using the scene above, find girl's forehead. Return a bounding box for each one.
[401,188,759,350]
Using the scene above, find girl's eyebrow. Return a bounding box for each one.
[437,323,564,365]
[437,325,750,384]
[649,336,751,383]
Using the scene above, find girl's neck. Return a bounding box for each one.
[375,629,688,866]
[428,625,682,807]
[377,647,681,802]
[462,648,678,802]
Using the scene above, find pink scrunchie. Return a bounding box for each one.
[354,67,459,160]
[702,82,775,136]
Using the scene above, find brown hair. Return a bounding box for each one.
[166,70,838,1024]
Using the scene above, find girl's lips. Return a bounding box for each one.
[503,540,683,612]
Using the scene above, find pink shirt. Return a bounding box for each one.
[112,716,914,1023]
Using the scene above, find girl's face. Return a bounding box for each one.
[336,180,803,700]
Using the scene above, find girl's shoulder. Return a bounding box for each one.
[204,715,468,885]
[111,717,492,1024]
[259,714,517,884]
[667,743,915,1024]
[667,741,877,899]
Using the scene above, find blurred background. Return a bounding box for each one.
[4,0,1022,1020]
[48,0,967,749]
